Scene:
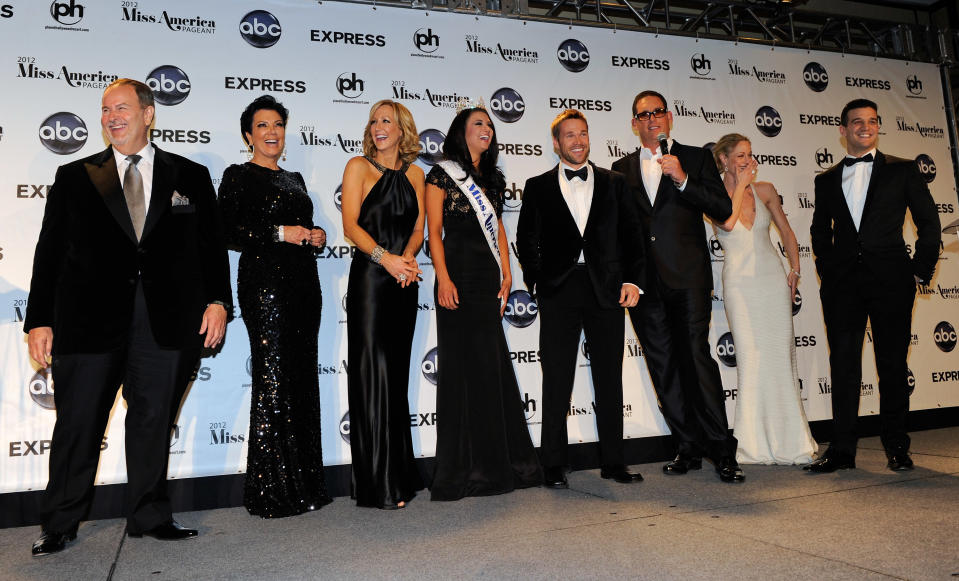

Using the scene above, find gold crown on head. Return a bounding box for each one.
[454,96,486,114]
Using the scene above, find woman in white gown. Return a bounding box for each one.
[712,133,817,465]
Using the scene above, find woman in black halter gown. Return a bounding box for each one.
[341,99,426,509]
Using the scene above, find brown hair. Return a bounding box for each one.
[550,109,588,139]
[362,99,421,164]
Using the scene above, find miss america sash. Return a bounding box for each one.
[437,160,503,280]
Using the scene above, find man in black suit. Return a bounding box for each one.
[807,98,940,473]
[517,109,645,488]
[612,90,743,482]
[25,79,232,555]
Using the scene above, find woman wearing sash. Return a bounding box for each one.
[341,100,426,509]
[426,102,543,501]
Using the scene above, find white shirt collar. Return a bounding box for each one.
[113,142,155,166]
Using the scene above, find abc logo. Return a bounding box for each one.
[336,72,364,99]
[39,112,87,154]
[716,331,736,367]
[557,39,589,72]
[915,154,936,183]
[339,411,351,444]
[29,367,56,410]
[815,146,835,169]
[421,346,438,384]
[417,128,446,166]
[489,87,525,124]
[146,65,191,106]
[334,183,343,212]
[906,74,923,96]
[50,0,83,26]
[755,106,783,137]
[690,53,711,76]
[933,321,957,352]
[503,290,538,328]
[414,27,440,53]
[239,10,281,48]
[802,62,829,92]
[792,288,802,316]
[708,235,724,259]
[906,367,915,396]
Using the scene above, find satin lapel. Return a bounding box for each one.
[85,147,136,243]
[142,145,176,241]
[859,151,884,224]
[630,153,653,214]
[583,163,606,237]
[547,166,582,239]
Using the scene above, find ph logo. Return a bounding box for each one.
[933,321,956,352]
[755,106,783,137]
[708,235,724,259]
[915,154,936,183]
[39,112,87,154]
[906,74,923,96]
[29,367,56,409]
[413,27,439,53]
[503,290,538,328]
[489,87,525,123]
[690,53,711,76]
[50,0,83,25]
[339,411,351,444]
[333,183,343,212]
[716,331,736,367]
[503,182,523,209]
[336,72,364,99]
[792,288,802,316]
[557,39,589,72]
[146,65,191,106]
[421,346,438,384]
[802,62,829,92]
[239,10,281,48]
[417,128,446,166]
[815,146,834,169]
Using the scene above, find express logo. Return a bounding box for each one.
[815,146,835,169]
[557,39,589,72]
[336,72,364,99]
[39,112,87,154]
[1,5,13,18]
[503,290,538,327]
[413,27,440,53]
[50,0,83,25]
[421,346,438,384]
[29,367,56,409]
[690,53,711,76]
[146,65,191,106]
[716,331,736,367]
[708,235,724,259]
[755,106,783,137]
[802,62,829,92]
[239,10,281,48]
[339,411,350,444]
[906,367,915,395]
[418,129,445,166]
[489,87,525,123]
[906,74,923,96]
[915,154,936,183]
[933,321,957,352]
[792,288,802,316]
[333,183,343,212]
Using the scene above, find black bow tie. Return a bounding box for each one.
[565,167,588,181]
[843,153,874,167]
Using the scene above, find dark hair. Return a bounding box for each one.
[840,98,878,126]
[550,109,588,139]
[631,90,667,116]
[442,108,505,193]
[105,78,154,108]
[240,95,289,149]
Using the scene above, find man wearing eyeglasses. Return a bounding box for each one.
[807,98,940,473]
[611,90,743,482]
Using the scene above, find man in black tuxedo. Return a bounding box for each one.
[25,79,232,555]
[517,109,645,488]
[807,98,940,473]
[612,90,743,482]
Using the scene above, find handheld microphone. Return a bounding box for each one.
[657,133,669,156]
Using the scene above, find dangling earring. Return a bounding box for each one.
[282,148,287,162]
[246,144,254,161]
[723,165,728,172]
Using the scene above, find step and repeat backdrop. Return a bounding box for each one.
[1,0,957,493]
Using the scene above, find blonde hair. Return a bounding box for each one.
[362,100,421,164]
[712,133,749,172]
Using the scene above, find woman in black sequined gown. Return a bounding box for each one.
[341,100,426,509]
[425,106,542,501]
[218,96,331,518]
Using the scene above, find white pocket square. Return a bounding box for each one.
[171,191,191,206]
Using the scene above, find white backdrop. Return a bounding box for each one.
[1,0,957,493]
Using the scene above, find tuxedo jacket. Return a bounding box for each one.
[811,150,941,288]
[516,163,645,309]
[611,141,731,291]
[24,145,232,354]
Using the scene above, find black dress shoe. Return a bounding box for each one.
[663,454,702,475]
[128,520,198,541]
[543,466,568,489]
[803,451,855,473]
[887,453,914,471]
[600,465,643,483]
[32,531,76,556]
[716,457,745,483]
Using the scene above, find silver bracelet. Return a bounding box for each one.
[790,268,801,278]
[370,245,386,264]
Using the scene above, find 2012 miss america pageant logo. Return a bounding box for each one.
[465,33,538,64]
[120,5,216,34]
[16,57,119,90]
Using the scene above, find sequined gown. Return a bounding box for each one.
[347,157,424,508]
[218,162,331,517]
[427,166,542,501]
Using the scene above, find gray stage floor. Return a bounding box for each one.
[3,427,958,581]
